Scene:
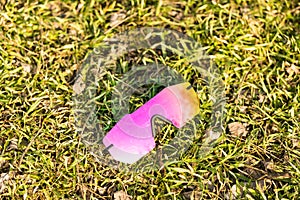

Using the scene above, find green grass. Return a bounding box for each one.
[0,0,299,199]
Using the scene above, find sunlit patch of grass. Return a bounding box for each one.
[0,0,299,199]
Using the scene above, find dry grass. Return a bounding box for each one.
[0,0,299,199]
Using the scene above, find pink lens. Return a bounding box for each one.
[102,82,200,164]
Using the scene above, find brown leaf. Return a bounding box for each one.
[258,94,265,103]
[286,63,299,75]
[0,158,9,171]
[239,106,247,113]
[228,122,248,137]
[243,160,265,179]
[168,10,183,20]
[291,138,300,148]
[182,190,202,200]
[73,76,86,94]
[6,138,18,151]
[0,173,10,194]
[263,160,275,171]
[229,184,240,200]
[113,190,131,200]
[268,172,291,180]
[22,63,31,73]
[110,12,126,27]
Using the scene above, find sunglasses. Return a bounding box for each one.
[102,82,200,164]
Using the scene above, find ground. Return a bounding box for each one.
[0,0,299,199]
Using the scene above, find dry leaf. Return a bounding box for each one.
[292,138,300,148]
[182,190,202,200]
[244,158,265,179]
[73,76,85,94]
[286,63,299,75]
[0,158,9,171]
[114,190,131,200]
[228,122,248,137]
[168,10,183,20]
[229,184,241,200]
[263,160,275,171]
[7,138,18,151]
[0,173,10,194]
[244,166,264,179]
[239,106,247,113]
[268,171,291,180]
[22,63,31,73]
[110,12,126,27]
[76,3,84,13]
[258,94,265,103]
